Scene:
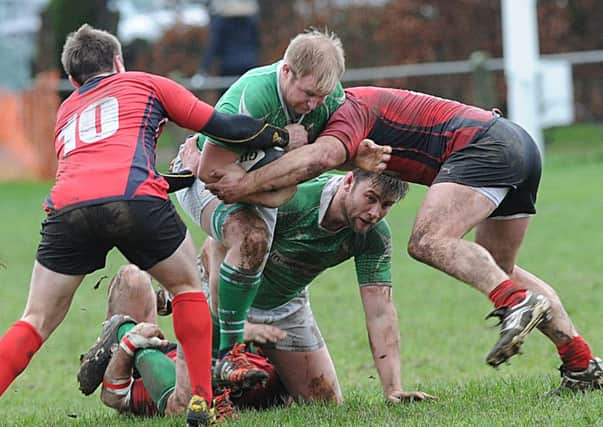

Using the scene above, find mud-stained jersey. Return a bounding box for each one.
[197,61,345,153]
[46,72,214,212]
[253,174,392,310]
[321,86,497,185]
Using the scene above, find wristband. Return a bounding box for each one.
[119,335,137,357]
[102,377,132,396]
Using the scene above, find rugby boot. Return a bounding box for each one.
[186,395,217,427]
[77,314,136,395]
[214,343,269,389]
[485,291,552,367]
[156,287,173,316]
[213,388,239,423]
[547,357,603,396]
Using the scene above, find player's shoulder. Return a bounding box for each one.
[220,63,280,115]
[364,218,393,247]
[297,173,339,194]
[230,63,278,96]
[280,173,336,213]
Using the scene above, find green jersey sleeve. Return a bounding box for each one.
[354,219,393,286]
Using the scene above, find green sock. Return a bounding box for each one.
[117,322,175,415]
[134,348,176,415]
[117,322,136,340]
[217,262,261,354]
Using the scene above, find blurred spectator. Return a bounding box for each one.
[193,0,260,88]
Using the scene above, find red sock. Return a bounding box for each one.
[557,336,593,371]
[172,292,213,402]
[0,320,43,396]
[488,279,527,308]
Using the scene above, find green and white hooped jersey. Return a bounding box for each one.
[196,61,345,153]
[252,174,393,310]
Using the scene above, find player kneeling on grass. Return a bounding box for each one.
[192,169,435,404]
[76,264,288,423]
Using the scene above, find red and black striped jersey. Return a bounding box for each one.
[321,86,496,185]
[46,71,214,212]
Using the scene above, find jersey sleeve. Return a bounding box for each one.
[320,94,372,162]
[354,220,393,286]
[151,74,214,131]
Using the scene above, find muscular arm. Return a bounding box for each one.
[198,144,297,207]
[360,285,435,402]
[206,136,347,203]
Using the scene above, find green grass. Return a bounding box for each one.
[0,123,602,425]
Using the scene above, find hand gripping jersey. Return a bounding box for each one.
[252,174,392,310]
[197,61,346,153]
[321,86,497,186]
[46,72,215,212]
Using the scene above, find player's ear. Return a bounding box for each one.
[68,75,80,88]
[114,55,125,73]
[343,171,354,191]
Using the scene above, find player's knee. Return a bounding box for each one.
[301,380,342,404]
[240,225,269,263]
[407,231,432,262]
[111,264,151,293]
[223,212,270,269]
[164,389,189,415]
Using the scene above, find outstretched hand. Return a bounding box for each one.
[206,163,248,203]
[386,390,437,403]
[353,139,391,173]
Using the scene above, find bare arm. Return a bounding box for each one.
[244,186,297,208]
[206,136,348,204]
[100,346,135,412]
[360,285,435,402]
[100,323,169,413]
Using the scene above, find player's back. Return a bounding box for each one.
[344,87,497,185]
[48,72,170,212]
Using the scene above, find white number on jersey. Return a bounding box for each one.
[60,97,120,156]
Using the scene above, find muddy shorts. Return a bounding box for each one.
[172,146,276,243]
[247,290,325,352]
[433,117,542,217]
[36,199,186,275]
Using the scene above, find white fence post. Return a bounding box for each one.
[502,0,544,156]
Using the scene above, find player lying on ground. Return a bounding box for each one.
[77,264,288,421]
[205,86,603,394]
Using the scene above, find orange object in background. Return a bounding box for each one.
[0,71,60,181]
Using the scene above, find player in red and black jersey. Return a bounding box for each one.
[0,23,293,424]
[206,85,603,394]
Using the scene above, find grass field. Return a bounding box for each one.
[0,124,602,426]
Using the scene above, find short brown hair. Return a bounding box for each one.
[283,28,345,95]
[61,24,122,85]
[352,169,409,201]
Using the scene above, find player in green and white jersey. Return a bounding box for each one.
[172,29,346,390]
[200,170,435,404]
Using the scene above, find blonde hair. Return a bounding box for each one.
[283,28,345,94]
[61,24,122,85]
